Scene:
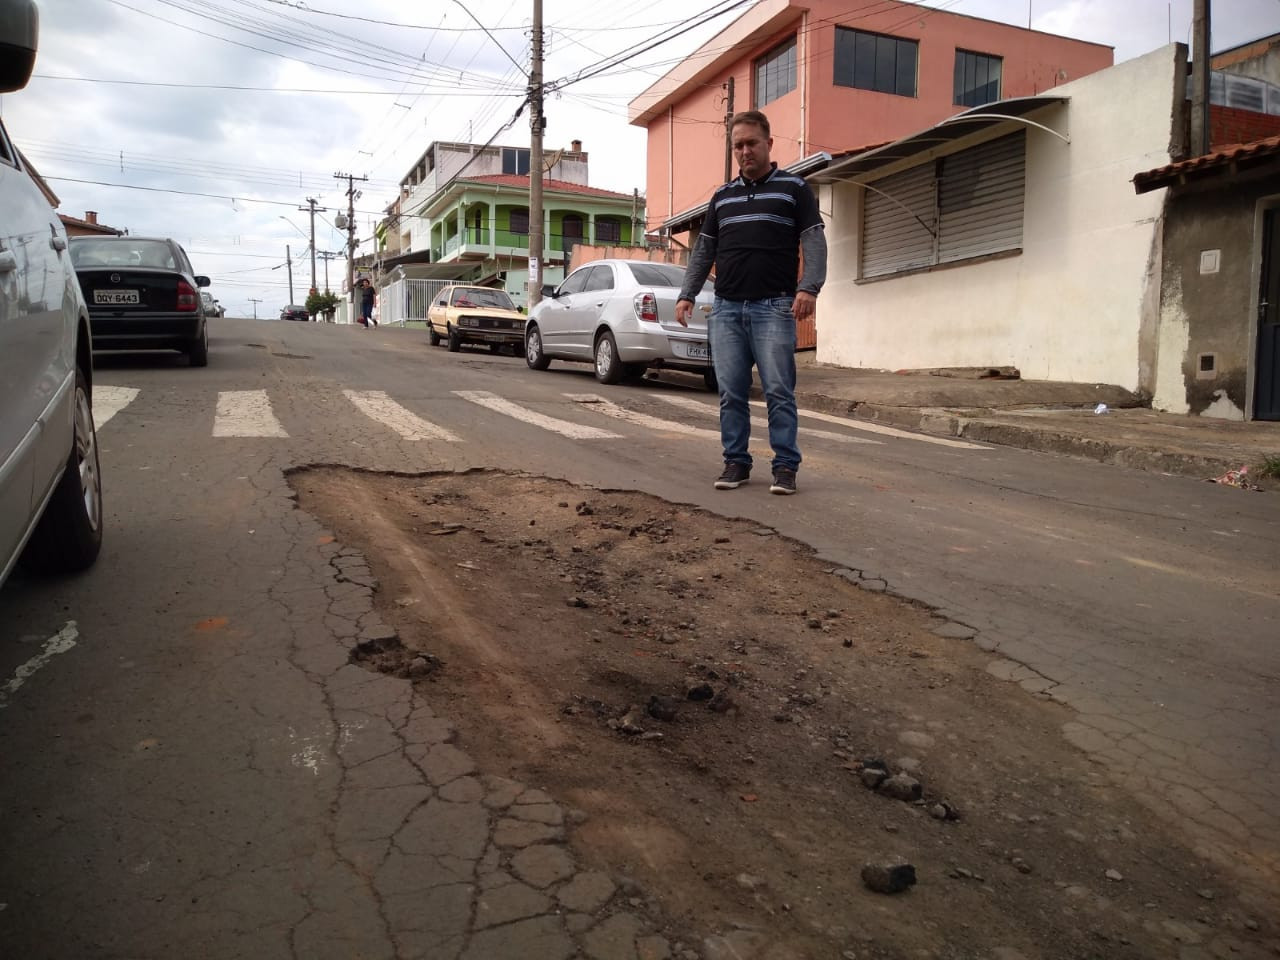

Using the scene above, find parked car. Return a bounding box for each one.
[280,304,309,322]
[1,0,104,588]
[525,259,716,389]
[428,284,525,354]
[69,236,211,366]
[200,291,224,317]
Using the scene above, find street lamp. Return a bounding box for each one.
[279,215,309,241]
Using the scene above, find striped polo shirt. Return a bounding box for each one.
[702,163,823,301]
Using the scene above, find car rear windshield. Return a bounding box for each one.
[71,239,176,270]
[453,287,516,310]
[628,263,687,288]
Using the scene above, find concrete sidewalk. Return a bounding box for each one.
[726,354,1279,485]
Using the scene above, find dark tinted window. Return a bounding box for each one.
[583,266,614,292]
[596,218,622,243]
[834,27,918,98]
[954,50,1003,107]
[557,268,591,296]
[754,36,797,108]
[509,208,530,234]
[628,263,687,288]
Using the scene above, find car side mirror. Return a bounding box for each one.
[0,0,39,94]
[195,275,211,287]
[542,284,558,298]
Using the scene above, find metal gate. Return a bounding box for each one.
[380,278,453,325]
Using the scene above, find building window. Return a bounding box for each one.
[596,217,622,243]
[509,208,529,235]
[754,36,797,108]
[954,50,1002,107]
[834,27,917,98]
[860,131,1025,279]
[502,147,530,176]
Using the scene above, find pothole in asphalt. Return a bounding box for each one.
[271,352,312,360]
[292,467,1276,960]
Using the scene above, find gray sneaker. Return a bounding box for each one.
[769,467,797,495]
[714,462,751,490]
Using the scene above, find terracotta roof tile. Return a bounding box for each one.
[461,173,634,200]
[1133,134,1280,193]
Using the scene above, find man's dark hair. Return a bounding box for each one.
[730,110,771,137]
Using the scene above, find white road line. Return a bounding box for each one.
[0,621,78,709]
[567,394,723,440]
[749,400,990,450]
[454,390,621,440]
[344,390,462,442]
[92,386,140,429]
[655,394,880,445]
[213,390,289,438]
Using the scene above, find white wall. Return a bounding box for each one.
[818,45,1184,390]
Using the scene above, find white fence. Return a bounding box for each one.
[380,278,454,326]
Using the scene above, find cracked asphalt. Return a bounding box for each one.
[0,318,1277,958]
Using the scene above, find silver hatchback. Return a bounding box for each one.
[524,259,717,390]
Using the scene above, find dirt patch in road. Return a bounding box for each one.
[293,468,1276,960]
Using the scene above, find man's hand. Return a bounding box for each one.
[674,299,692,327]
[792,291,817,321]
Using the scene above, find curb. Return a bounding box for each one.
[795,396,1244,482]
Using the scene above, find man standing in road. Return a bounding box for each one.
[675,110,826,496]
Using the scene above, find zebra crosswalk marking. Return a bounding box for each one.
[748,400,989,450]
[453,390,621,440]
[344,390,462,442]
[654,394,880,446]
[213,390,288,438]
[566,394,722,440]
[92,386,140,429]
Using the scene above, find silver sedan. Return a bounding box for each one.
[524,259,716,390]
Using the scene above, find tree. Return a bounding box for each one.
[305,289,340,322]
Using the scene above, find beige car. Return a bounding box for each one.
[427,285,525,354]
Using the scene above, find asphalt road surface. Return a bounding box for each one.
[2,316,1276,957]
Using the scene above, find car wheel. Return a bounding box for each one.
[594,331,624,385]
[703,368,719,392]
[428,324,441,346]
[21,366,103,575]
[447,325,462,352]
[525,324,551,370]
[188,322,209,367]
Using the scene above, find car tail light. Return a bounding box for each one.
[177,279,198,312]
[633,291,658,323]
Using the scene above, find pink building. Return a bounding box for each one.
[629,0,1114,233]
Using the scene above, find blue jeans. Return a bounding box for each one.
[709,296,800,472]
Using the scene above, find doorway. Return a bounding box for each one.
[1257,207,1280,420]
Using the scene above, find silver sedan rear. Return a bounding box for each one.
[524,259,716,390]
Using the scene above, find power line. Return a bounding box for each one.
[30,74,522,96]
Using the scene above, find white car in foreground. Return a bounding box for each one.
[524,259,717,390]
[0,0,103,588]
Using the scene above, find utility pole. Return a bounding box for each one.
[723,75,735,183]
[334,172,368,322]
[248,297,262,320]
[318,250,341,292]
[528,0,545,310]
[299,198,325,294]
[1190,0,1212,157]
[272,244,295,304]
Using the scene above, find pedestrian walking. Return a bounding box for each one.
[361,278,377,329]
[675,109,826,496]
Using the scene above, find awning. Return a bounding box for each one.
[809,95,1069,184]
[659,151,834,235]
[386,260,478,282]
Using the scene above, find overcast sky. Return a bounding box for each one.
[3,0,1277,316]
